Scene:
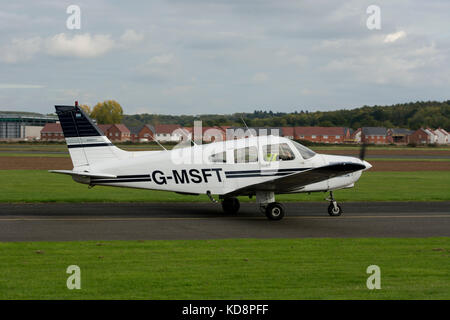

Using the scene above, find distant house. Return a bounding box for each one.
[387,128,413,144]
[433,128,449,145]
[226,127,283,140]
[128,126,143,142]
[97,124,112,135]
[425,128,438,144]
[293,127,349,144]
[352,128,362,143]
[361,127,387,144]
[40,123,64,141]
[139,124,155,141]
[408,128,434,145]
[154,124,184,142]
[282,127,294,139]
[97,124,130,141]
[201,126,229,142]
[109,124,130,141]
[128,124,155,142]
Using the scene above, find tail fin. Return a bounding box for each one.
[55,104,128,169]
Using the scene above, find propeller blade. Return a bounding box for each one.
[359,143,367,160]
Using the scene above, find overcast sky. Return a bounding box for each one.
[0,0,449,115]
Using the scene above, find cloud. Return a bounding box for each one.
[146,53,175,65]
[251,72,269,83]
[0,83,45,89]
[119,29,144,44]
[0,30,145,63]
[45,33,115,58]
[0,37,41,63]
[384,31,406,43]
[162,85,193,96]
[136,53,178,80]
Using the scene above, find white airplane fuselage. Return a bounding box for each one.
[69,135,370,196]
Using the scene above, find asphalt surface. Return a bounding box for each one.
[0,202,449,241]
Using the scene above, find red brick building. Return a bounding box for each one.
[361,127,388,144]
[408,128,435,145]
[129,124,155,142]
[293,127,349,143]
[154,124,183,142]
[107,124,130,141]
[281,127,294,139]
[387,128,413,144]
[40,123,64,141]
[91,124,131,141]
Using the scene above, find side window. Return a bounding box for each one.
[263,143,295,161]
[209,151,227,163]
[234,146,258,163]
[292,141,316,159]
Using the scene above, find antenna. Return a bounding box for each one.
[240,114,255,137]
[148,131,168,151]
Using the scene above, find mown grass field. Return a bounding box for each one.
[0,238,448,299]
[0,170,449,202]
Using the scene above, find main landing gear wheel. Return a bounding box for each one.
[265,202,285,221]
[328,203,342,216]
[221,197,240,214]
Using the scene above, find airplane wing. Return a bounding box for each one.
[226,162,366,195]
[49,170,117,179]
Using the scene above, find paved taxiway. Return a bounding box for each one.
[0,202,449,241]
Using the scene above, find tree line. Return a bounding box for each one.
[83,100,450,130]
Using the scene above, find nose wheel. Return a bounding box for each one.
[265,202,285,220]
[326,191,342,216]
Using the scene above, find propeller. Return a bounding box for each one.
[359,143,367,160]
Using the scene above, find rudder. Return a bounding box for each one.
[55,103,128,169]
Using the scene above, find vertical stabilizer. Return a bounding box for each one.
[55,104,128,169]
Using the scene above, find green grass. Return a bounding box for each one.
[0,238,448,299]
[0,170,449,202]
[0,153,69,157]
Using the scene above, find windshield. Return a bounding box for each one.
[291,141,316,159]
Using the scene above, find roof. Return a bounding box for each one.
[362,127,387,136]
[294,126,346,136]
[41,122,62,133]
[97,124,112,135]
[227,127,283,136]
[154,124,181,134]
[128,126,143,135]
[389,128,413,135]
[424,128,436,137]
[282,127,294,136]
[112,124,130,133]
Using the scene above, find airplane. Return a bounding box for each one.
[50,102,372,221]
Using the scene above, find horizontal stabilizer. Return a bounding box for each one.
[49,170,117,179]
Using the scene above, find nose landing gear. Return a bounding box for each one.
[326,191,342,216]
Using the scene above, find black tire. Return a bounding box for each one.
[265,202,285,220]
[328,203,342,216]
[221,197,240,214]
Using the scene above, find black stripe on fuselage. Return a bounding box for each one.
[67,143,114,149]
[91,174,151,183]
[224,168,309,178]
[224,168,307,175]
[91,178,152,184]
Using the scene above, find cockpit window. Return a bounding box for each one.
[291,141,316,159]
[234,146,258,163]
[209,151,226,163]
[263,143,295,161]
